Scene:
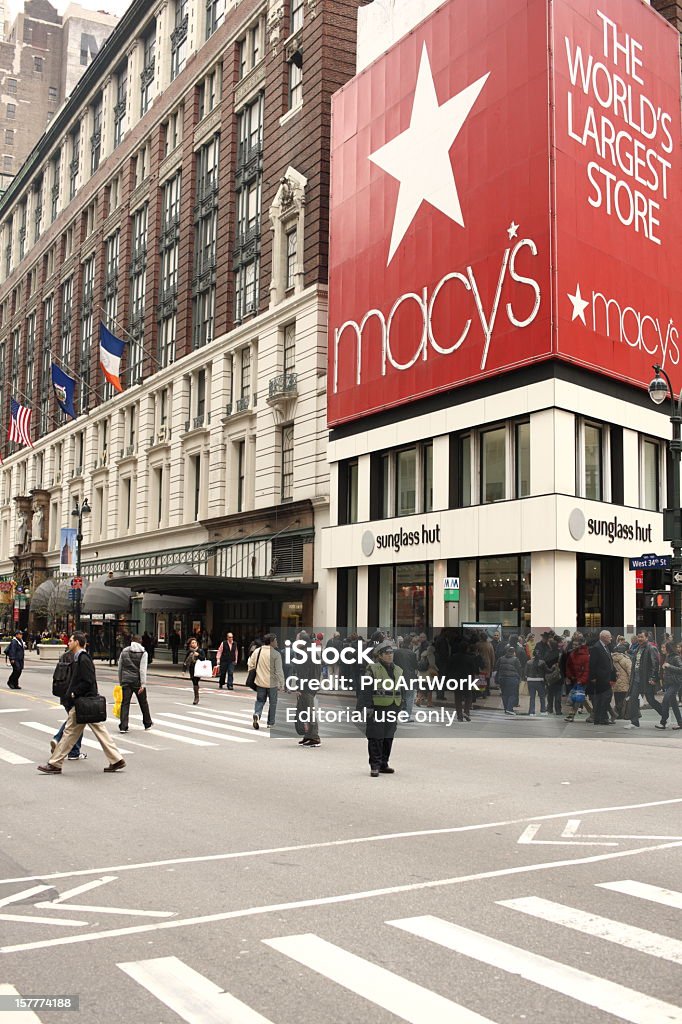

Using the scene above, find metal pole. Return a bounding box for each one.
[653,364,682,638]
[75,510,82,631]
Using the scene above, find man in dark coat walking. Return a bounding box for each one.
[6,630,25,689]
[588,630,616,726]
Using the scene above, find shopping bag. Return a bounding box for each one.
[112,684,122,720]
[194,659,214,680]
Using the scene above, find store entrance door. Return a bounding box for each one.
[577,554,624,630]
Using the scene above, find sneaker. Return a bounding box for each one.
[528,712,536,716]
[103,759,126,773]
[119,728,129,733]
[370,768,380,777]
[655,724,667,730]
[504,710,516,716]
[252,714,259,730]
[299,737,312,745]
[624,722,640,729]
[307,739,321,747]
[144,723,154,730]
[67,752,87,760]
[540,712,549,716]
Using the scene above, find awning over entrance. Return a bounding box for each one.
[105,574,317,600]
[31,577,90,615]
[81,573,132,614]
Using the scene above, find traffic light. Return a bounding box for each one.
[645,592,670,609]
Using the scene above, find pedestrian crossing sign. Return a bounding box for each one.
[444,577,460,603]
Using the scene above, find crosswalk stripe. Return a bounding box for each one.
[181,711,268,737]
[117,956,275,1023]
[0,745,32,765]
[0,983,45,1021]
[21,722,132,755]
[498,896,682,963]
[151,716,253,743]
[597,880,682,911]
[0,912,85,927]
[263,933,496,1024]
[388,916,682,1024]
[174,704,254,723]
[131,727,214,747]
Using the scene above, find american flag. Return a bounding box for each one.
[8,398,33,448]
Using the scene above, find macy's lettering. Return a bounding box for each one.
[592,292,679,368]
[332,237,541,393]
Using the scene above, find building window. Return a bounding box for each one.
[69,127,80,200]
[369,563,433,634]
[140,24,156,116]
[7,79,16,96]
[190,454,201,520]
[281,425,294,501]
[338,458,359,525]
[481,426,506,503]
[283,322,295,375]
[48,86,57,101]
[457,555,531,630]
[134,144,148,187]
[3,155,12,172]
[109,175,121,212]
[291,0,304,32]
[396,448,417,516]
[6,103,15,119]
[641,437,661,512]
[372,442,433,520]
[159,172,180,367]
[235,95,263,322]
[114,65,127,147]
[129,204,148,385]
[583,421,603,501]
[288,59,303,111]
[206,0,226,40]
[25,312,35,403]
[422,442,433,512]
[90,96,102,174]
[5,129,14,146]
[192,138,218,349]
[285,229,297,290]
[515,421,530,498]
[50,151,60,221]
[164,109,182,155]
[240,346,251,402]
[34,56,44,73]
[236,440,245,512]
[171,0,188,80]
[198,66,221,120]
[238,21,262,79]
[80,257,95,411]
[60,277,73,366]
[40,296,53,433]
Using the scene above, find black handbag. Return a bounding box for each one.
[245,648,262,691]
[75,694,107,724]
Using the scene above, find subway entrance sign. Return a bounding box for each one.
[444,577,460,603]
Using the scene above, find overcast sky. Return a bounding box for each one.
[7,0,132,20]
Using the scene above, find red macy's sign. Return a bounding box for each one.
[327,0,682,427]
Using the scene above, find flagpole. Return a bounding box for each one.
[98,306,163,369]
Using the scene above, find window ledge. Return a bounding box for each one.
[279,103,302,129]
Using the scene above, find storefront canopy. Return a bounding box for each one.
[106,574,317,601]
[31,577,90,616]
[81,573,132,615]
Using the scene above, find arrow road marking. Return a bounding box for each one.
[118,956,275,1024]
[35,875,174,918]
[0,885,53,908]
[0,913,85,927]
[517,824,617,847]
[560,819,581,837]
[558,819,682,842]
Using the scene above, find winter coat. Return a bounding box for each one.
[565,645,590,685]
[5,637,24,670]
[496,653,522,683]
[611,651,631,693]
[117,641,148,687]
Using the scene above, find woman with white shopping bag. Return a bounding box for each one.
[183,636,210,705]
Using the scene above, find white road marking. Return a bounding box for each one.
[598,880,682,911]
[560,819,581,837]
[21,722,132,755]
[517,824,617,847]
[166,711,265,737]
[0,709,24,713]
[264,933,494,1024]
[0,912,85,927]
[118,956,274,1024]
[2,838,682,955]
[0,746,32,765]
[128,728,214,747]
[0,983,44,1021]
[389,916,682,1024]
[0,885,53,909]
[147,716,253,743]
[2,797,682,886]
[45,876,116,903]
[36,903,175,918]
[499,896,682,963]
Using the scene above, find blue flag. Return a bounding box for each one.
[51,362,76,419]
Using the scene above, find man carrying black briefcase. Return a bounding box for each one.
[38,631,126,775]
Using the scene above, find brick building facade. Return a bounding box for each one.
[0,0,360,643]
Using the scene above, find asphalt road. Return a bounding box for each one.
[0,655,681,1024]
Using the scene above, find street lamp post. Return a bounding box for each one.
[71,497,90,630]
[648,364,682,637]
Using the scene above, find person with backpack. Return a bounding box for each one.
[50,649,86,760]
[117,634,153,733]
[5,630,25,689]
[38,631,125,774]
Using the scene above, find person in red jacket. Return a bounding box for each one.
[564,635,591,721]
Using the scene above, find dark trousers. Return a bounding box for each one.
[296,690,319,740]
[629,678,663,723]
[218,661,234,688]
[171,648,179,664]
[455,691,472,720]
[547,682,563,714]
[366,712,398,769]
[7,665,22,688]
[661,685,682,727]
[592,688,612,724]
[500,678,518,712]
[120,683,152,730]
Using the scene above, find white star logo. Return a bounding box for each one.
[369,43,490,265]
[568,284,590,325]
[507,222,520,240]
